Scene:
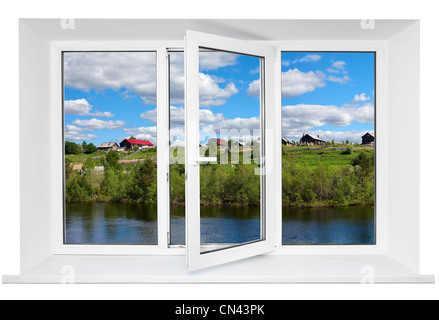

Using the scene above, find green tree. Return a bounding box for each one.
[65,157,73,183]
[82,141,87,150]
[351,150,374,202]
[65,141,81,155]
[129,158,157,203]
[65,175,92,201]
[85,143,97,154]
[83,157,95,172]
[104,150,121,170]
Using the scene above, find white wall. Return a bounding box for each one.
[17,18,421,274]
[386,21,421,273]
[19,21,53,272]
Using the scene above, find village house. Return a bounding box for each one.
[300,133,326,146]
[208,138,226,146]
[361,132,375,145]
[282,137,293,146]
[120,138,154,150]
[97,142,119,152]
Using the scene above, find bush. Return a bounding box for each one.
[341,145,352,155]
[65,175,92,201]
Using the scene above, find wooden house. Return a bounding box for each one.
[300,134,325,146]
[361,132,375,145]
[97,142,119,152]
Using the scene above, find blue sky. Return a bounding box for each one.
[64,51,374,146]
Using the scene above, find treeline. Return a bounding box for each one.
[65,150,157,202]
[169,150,374,207]
[66,141,97,155]
[282,150,374,207]
[170,163,261,206]
[66,149,374,208]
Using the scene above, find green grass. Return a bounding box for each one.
[124,149,157,160]
[65,152,106,164]
[283,146,374,169]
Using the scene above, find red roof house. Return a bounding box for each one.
[120,139,154,150]
[208,138,226,146]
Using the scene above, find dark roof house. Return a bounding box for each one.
[282,137,293,146]
[300,134,325,146]
[361,132,375,145]
[97,142,119,151]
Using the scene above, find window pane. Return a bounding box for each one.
[281,52,375,245]
[63,52,158,245]
[169,51,186,245]
[197,49,264,253]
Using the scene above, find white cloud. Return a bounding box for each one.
[249,67,260,75]
[65,98,115,118]
[64,99,92,115]
[168,52,239,107]
[283,54,322,67]
[199,51,239,70]
[64,52,157,105]
[123,126,157,144]
[327,60,348,75]
[64,124,98,141]
[281,103,374,137]
[332,60,346,70]
[353,93,371,102]
[246,79,261,97]
[281,69,326,98]
[328,75,350,84]
[141,106,223,128]
[72,118,126,130]
[199,73,238,107]
[248,68,326,98]
[140,109,157,122]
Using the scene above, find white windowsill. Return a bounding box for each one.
[3,255,434,284]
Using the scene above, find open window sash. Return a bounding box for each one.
[185,31,278,271]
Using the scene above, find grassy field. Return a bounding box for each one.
[65,151,107,164]
[124,148,157,160]
[283,145,374,168]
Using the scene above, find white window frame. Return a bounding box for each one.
[51,40,385,258]
[5,19,433,283]
[51,40,186,256]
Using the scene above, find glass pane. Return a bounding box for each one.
[169,51,186,245]
[198,49,264,253]
[63,52,158,244]
[281,52,375,245]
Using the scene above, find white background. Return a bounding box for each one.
[0,0,438,300]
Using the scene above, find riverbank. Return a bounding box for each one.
[66,199,374,209]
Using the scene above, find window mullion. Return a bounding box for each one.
[156,46,170,250]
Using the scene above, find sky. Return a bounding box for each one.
[64,50,375,146]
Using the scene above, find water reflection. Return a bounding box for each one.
[65,202,157,244]
[282,205,375,244]
[66,202,375,245]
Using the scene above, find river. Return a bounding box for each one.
[65,202,374,245]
